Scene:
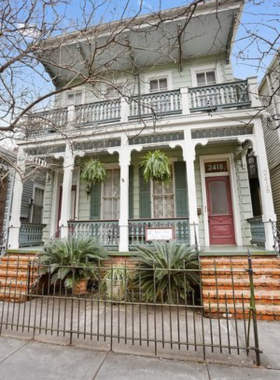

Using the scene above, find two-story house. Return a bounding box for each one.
[8,0,276,253]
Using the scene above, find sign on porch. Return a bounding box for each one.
[145,227,175,241]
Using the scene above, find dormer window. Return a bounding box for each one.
[150,78,168,93]
[196,71,216,87]
[66,91,83,105]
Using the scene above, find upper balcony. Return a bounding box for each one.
[25,79,256,138]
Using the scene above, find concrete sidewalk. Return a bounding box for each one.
[0,326,279,380]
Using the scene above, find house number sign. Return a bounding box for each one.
[205,161,228,173]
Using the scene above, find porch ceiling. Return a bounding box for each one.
[38,3,242,86]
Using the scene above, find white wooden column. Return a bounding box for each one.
[108,137,142,252]
[253,119,276,250]
[183,130,199,247]
[59,144,75,239]
[8,148,26,249]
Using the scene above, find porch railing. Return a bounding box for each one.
[75,100,121,125]
[128,217,189,246]
[68,220,119,247]
[189,80,250,112]
[129,89,182,119]
[19,223,46,247]
[247,216,265,247]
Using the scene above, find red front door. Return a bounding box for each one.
[206,176,235,245]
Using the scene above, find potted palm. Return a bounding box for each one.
[140,150,172,182]
[80,158,107,185]
[41,237,107,294]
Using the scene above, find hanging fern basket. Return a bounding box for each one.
[140,150,172,183]
[80,158,107,185]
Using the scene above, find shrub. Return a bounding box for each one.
[134,241,199,303]
[41,237,107,289]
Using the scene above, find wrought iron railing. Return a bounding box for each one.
[247,217,265,247]
[75,100,121,125]
[129,89,182,119]
[19,223,46,247]
[68,220,119,247]
[270,219,280,257]
[189,80,250,112]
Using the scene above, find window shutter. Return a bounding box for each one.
[139,167,151,218]
[174,161,188,217]
[90,182,101,219]
[129,165,134,219]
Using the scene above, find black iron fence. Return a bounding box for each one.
[0,254,261,365]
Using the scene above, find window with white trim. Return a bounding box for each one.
[196,71,216,87]
[32,187,44,224]
[104,84,123,99]
[149,78,168,93]
[66,91,83,105]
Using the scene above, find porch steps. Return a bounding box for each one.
[200,255,280,321]
[0,253,39,302]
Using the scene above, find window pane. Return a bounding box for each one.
[150,80,158,92]
[206,71,216,84]
[196,73,206,86]
[209,181,229,215]
[159,78,167,91]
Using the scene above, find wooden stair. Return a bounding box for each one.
[200,255,280,321]
[0,253,39,302]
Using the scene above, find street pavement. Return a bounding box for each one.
[0,320,279,380]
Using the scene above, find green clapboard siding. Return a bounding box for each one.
[174,161,188,217]
[90,182,101,219]
[139,167,151,218]
[129,165,134,219]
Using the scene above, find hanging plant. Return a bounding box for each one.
[140,150,172,183]
[80,158,107,184]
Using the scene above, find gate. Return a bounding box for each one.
[0,252,261,365]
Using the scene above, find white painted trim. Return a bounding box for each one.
[144,70,173,93]
[75,168,80,220]
[190,63,221,87]
[199,153,242,247]
[63,88,85,106]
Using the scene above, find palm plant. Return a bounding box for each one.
[140,150,172,183]
[80,158,107,184]
[41,237,107,289]
[134,241,199,303]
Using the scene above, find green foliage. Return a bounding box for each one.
[140,150,172,183]
[41,237,107,289]
[80,158,107,184]
[134,241,199,303]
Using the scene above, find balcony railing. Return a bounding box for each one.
[26,80,252,135]
[129,89,182,119]
[19,223,46,247]
[68,218,189,248]
[75,100,121,125]
[247,216,265,247]
[189,80,250,112]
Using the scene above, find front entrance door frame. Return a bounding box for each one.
[200,153,242,247]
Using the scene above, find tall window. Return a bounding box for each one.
[153,180,175,218]
[32,188,44,224]
[150,78,168,93]
[102,169,120,219]
[196,71,216,86]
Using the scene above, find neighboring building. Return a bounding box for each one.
[0,146,16,251]
[8,0,276,251]
[259,51,280,230]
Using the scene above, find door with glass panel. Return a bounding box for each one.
[206,176,235,245]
